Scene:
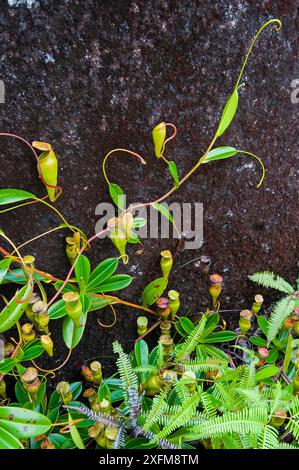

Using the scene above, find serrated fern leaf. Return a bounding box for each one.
[188,407,268,440]
[113,341,138,392]
[181,357,224,373]
[223,433,244,449]
[152,392,200,442]
[174,315,207,362]
[201,391,218,418]
[249,272,294,294]
[143,391,167,432]
[174,379,191,403]
[257,425,279,449]
[267,296,296,343]
[159,406,206,427]
[211,383,235,411]
[239,362,256,389]
[285,397,299,440]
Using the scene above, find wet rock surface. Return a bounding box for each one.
[0,0,298,379]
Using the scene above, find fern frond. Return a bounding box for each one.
[174,379,191,403]
[222,433,244,449]
[257,425,279,449]
[188,406,268,440]
[234,387,262,407]
[277,442,298,449]
[239,362,256,389]
[143,391,167,432]
[152,392,201,442]
[159,407,206,427]
[113,425,126,449]
[267,296,296,343]
[113,341,138,393]
[249,272,294,294]
[181,357,225,373]
[285,397,299,440]
[210,383,235,411]
[63,404,121,427]
[174,315,207,362]
[201,391,218,418]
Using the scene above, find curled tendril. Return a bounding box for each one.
[236,150,265,188]
[102,148,146,186]
[97,297,117,328]
[31,348,72,375]
[160,123,177,163]
[235,18,282,90]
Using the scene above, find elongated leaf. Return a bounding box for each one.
[203,146,237,163]
[68,411,85,448]
[201,331,236,343]
[132,217,147,228]
[22,343,44,361]
[152,202,174,224]
[87,296,114,312]
[109,183,125,209]
[255,365,279,381]
[0,258,12,284]
[0,407,51,438]
[62,295,89,349]
[48,299,67,319]
[0,426,23,449]
[168,161,179,188]
[75,255,90,293]
[86,258,118,293]
[134,340,149,382]
[94,274,133,293]
[0,189,35,206]
[3,269,46,285]
[216,89,239,137]
[142,276,168,307]
[0,283,32,332]
[0,358,17,374]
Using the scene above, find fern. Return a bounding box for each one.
[222,433,244,449]
[181,357,225,373]
[152,392,201,442]
[187,406,268,440]
[174,379,191,403]
[174,315,207,362]
[285,397,299,440]
[201,391,218,418]
[159,406,206,427]
[257,425,279,449]
[249,272,294,294]
[267,296,296,343]
[113,341,138,393]
[143,391,167,432]
[239,361,256,389]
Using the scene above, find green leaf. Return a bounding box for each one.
[2,269,46,285]
[257,316,269,337]
[21,343,44,361]
[201,344,228,361]
[62,295,89,349]
[249,336,268,347]
[109,183,125,209]
[54,281,77,294]
[48,299,67,319]
[87,296,114,312]
[86,258,118,293]
[93,274,133,293]
[15,382,28,405]
[216,89,239,137]
[176,317,195,336]
[0,426,23,449]
[152,202,174,224]
[134,340,149,382]
[203,146,237,163]
[0,258,12,284]
[201,331,236,343]
[0,407,51,438]
[0,189,35,206]
[255,365,279,381]
[141,277,168,307]
[75,255,90,293]
[0,283,32,332]
[265,349,278,364]
[168,161,179,188]
[68,412,85,449]
[132,217,147,228]
[0,358,17,374]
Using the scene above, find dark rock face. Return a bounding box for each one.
[0,0,298,378]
